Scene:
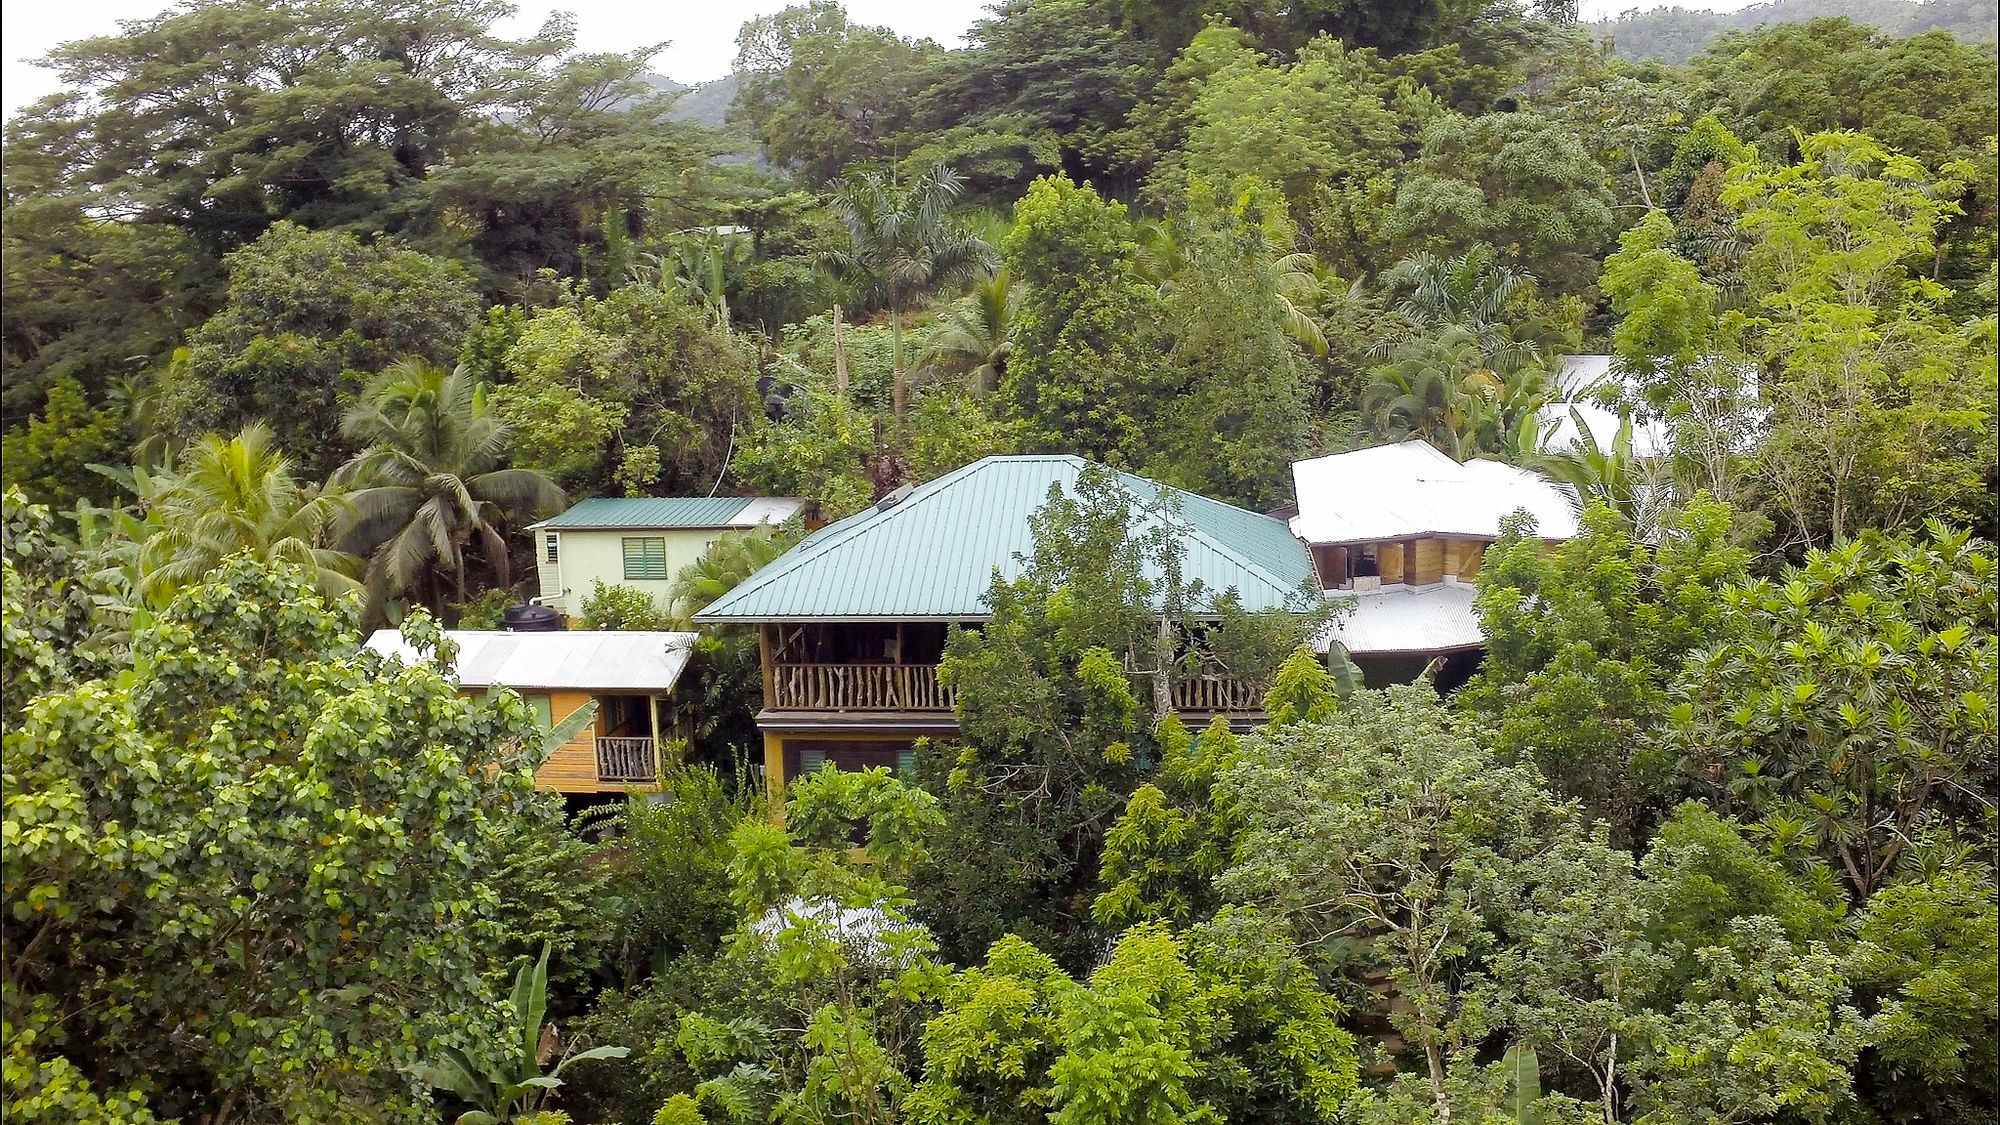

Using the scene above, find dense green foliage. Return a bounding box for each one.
[2,546,574,1120]
[2,0,1995,1120]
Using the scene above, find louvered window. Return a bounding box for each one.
[797,748,827,776]
[621,536,668,580]
[544,533,559,563]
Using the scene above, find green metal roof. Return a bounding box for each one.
[696,456,1316,622]
[532,496,774,530]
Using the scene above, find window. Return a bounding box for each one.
[798,748,827,776]
[622,536,668,580]
[544,533,559,564]
[897,747,916,775]
[1355,544,1380,577]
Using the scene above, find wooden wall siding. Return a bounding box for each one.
[1311,544,1348,589]
[531,690,601,792]
[1449,538,1486,579]
[1380,543,1405,584]
[1412,537,1446,586]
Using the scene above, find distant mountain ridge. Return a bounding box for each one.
[638,72,740,131]
[1593,0,1997,62]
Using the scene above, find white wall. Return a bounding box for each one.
[538,528,732,615]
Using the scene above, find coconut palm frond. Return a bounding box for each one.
[332,359,565,611]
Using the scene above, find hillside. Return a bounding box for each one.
[1595,0,1997,61]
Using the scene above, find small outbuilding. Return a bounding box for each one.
[527,496,808,618]
[364,628,698,794]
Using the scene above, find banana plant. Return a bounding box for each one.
[418,944,628,1124]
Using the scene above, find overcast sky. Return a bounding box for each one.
[1,0,1772,118]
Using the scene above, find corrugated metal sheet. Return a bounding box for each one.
[1290,440,1581,543]
[1540,353,1762,461]
[696,456,1316,621]
[530,496,806,530]
[1318,584,1486,655]
[363,629,697,691]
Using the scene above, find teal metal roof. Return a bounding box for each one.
[696,456,1315,622]
[532,497,764,530]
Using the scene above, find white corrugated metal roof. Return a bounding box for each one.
[1537,402,1670,459]
[1555,353,1616,396]
[1542,354,1765,461]
[1320,583,1486,655]
[733,497,810,526]
[1290,440,1579,544]
[363,629,697,692]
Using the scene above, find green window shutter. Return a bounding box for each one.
[897,747,916,775]
[622,536,668,580]
[526,693,553,729]
[798,748,827,776]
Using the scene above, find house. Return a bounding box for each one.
[1289,439,1579,685]
[693,456,1320,796]
[528,496,809,617]
[1539,354,1671,457]
[362,628,697,797]
[1537,353,1763,460]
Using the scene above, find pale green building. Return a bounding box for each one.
[528,496,808,618]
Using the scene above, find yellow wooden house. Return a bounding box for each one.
[363,628,698,795]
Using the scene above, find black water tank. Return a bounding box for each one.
[502,603,563,632]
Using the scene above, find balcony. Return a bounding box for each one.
[767,662,1264,716]
[595,736,658,782]
[771,663,956,711]
[1142,673,1266,713]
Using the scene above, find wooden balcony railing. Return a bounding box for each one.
[1133,673,1266,713]
[596,736,657,782]
[770,663,956,711]
[766,661,1263,715]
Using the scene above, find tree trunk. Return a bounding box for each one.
[480,523,512,592]
[891,306,907,428]
[833,304,850,397]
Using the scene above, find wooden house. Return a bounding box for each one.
[1289,440,1580,685]
[527,496,808,618]
[362,628,698,795]
[694,456,1321,797]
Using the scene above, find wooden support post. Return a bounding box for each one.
[764,731,786,824]
[758,625,776,705]
[649,693,664,781]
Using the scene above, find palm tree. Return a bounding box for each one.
[1136,218,1328,355]
[1272,252,1331,355]
[823,166,997,426]
[664,525,799,628]
[1534,408,1671,538]
[137,424,361,606]
[333,359,565,609]
[1377,246,1536,365]
[920,268,1018,396]
[1358,327,1507,457]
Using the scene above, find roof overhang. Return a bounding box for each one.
[531,523,742,532]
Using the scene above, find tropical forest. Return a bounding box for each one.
[1,0,1996,1122]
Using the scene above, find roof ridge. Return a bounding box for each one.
[700,456,1015,618]
[1124,476,1300,602]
